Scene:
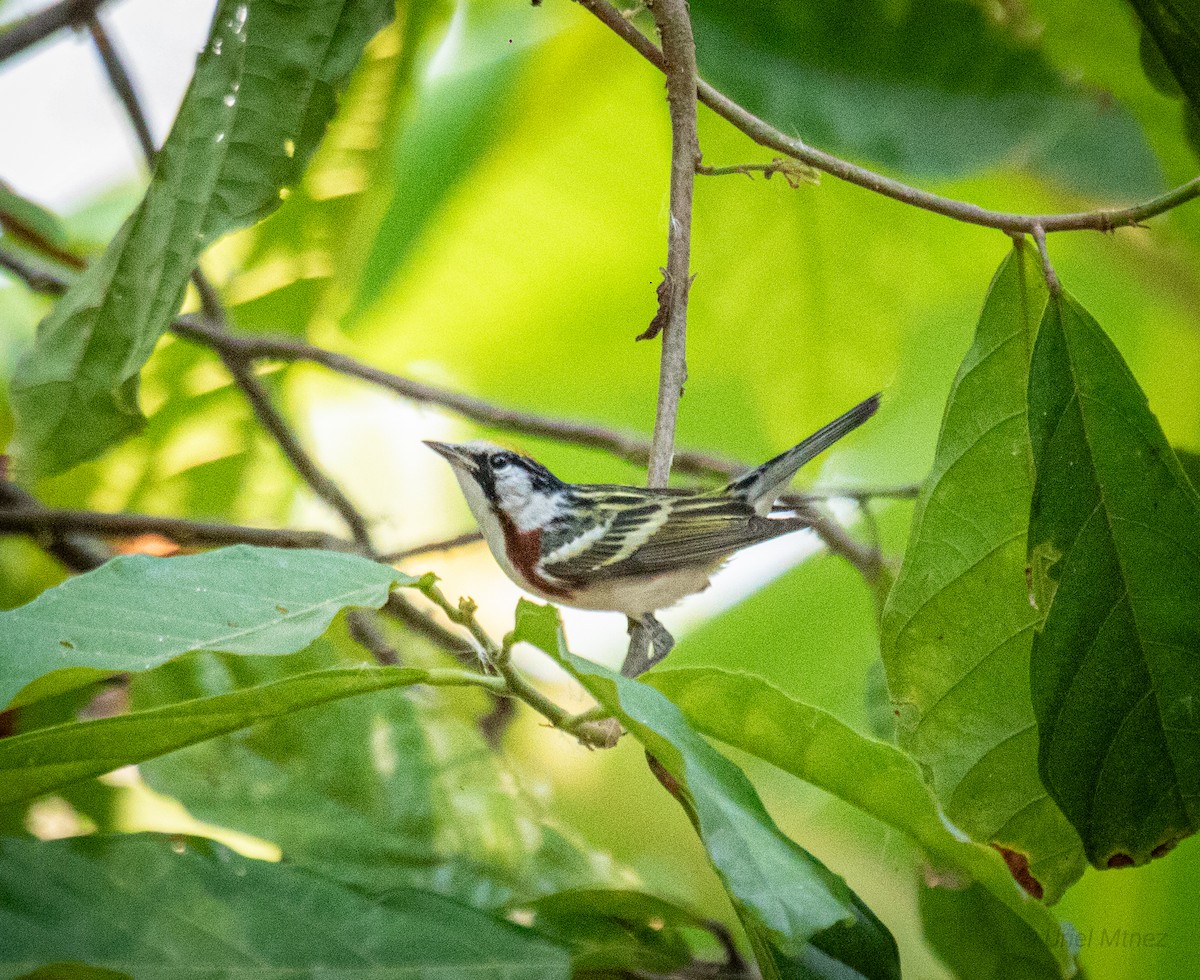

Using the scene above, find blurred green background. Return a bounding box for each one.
[2,0,1199,976]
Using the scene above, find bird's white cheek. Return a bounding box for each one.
[509,491,563,532]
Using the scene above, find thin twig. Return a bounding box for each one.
[171,316,746,482]
[574,0,1200,235]
[381,531,489,564]
[1031,225,1062,296]
[0,0,109,63]
[0,507,354,551]
[419,581,615,748]
[697,157,818,188]
[0,484,109,573]
[86,13,156,162]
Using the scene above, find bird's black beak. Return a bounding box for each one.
[423,440,477,472]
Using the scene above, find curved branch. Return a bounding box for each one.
[0,0,110,64]
[574,0,1200,234]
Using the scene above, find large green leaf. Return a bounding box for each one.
[133,636,616,908]
[0,663,443,810]
[1130,0,1200,120]
[0,834,570,979]
[9,0,394,477]
[646,667,1074,977]
[1027,291,1200,868]
[688,0,1160,194]
[510,600,900,980]
[881,245,1085,902]
[0,545,408,708]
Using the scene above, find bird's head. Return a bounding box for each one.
[424,440,565,532]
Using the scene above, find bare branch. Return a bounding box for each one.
[1031,225,1062,296]
[0,506,354,552]
[346,609,400,666]
[0,482,109,572]
[86,13,156,162]
[644,0,698,490]
[170,316,747,482]
[574,0,1200,235]
[697,157,819,188]
[0,0,110,64]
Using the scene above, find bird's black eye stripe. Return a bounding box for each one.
[490,453,512,470]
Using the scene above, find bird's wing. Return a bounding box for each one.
[542,495,807,582]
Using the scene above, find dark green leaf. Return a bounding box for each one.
[10,0,394,476]
[920,882,1070,980]
[881,245,1085,902]
[510,600,900,980]
[0,545,408,708]
[0,182,68,248]
[524,889,704,974]
[689,0,1160,194]
[0,834,570,979]
[646,667,1073,977]
[1129,1,1200,120]
[0,664,435,808]
[1027,291,1200,867]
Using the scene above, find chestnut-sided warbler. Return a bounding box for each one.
[426,394,879,667]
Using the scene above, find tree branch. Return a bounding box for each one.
[0,506,354,551]
[0,0,110,63]
[574,0,1200,235]
[643,0,697,489]
[86,12,156,162]
[3,250,902,583]
[0,483,109,572]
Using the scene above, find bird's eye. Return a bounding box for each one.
[490,453,511,471]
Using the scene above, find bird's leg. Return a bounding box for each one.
[620,613,675,677]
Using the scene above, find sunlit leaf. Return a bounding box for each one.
[647,666,1074,977]
[0,545,408,708]
[0,664,431,808]
[510,600,901,980]
[1027,291,1200,868]
[134,634,618,908]
[0,834,571,979]
[9,0,394,476]
[881,244,1085,902]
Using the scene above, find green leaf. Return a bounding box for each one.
[0,664,437,809]
[524,889,705,974]
[1027,291,1200,868]
[133,635,617,908]
[919,881,1071,980]
[9,0,394,477]
[510,600,901,980]
[0,182,68,248]
[646,667,1074,978]
[0,545,408,708]
[0,834,571,979]
[688,0,1160,195]
[881,244,1085,902]
[351,0,568,321]
[1129,0,1200,120]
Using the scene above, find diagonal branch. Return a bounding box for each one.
[0,0,110,63]
[81,20,375,554]
[574,0,1200,235]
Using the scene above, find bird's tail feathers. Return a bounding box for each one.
[723,394,880,508]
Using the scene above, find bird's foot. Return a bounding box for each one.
[621,613,675,677]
